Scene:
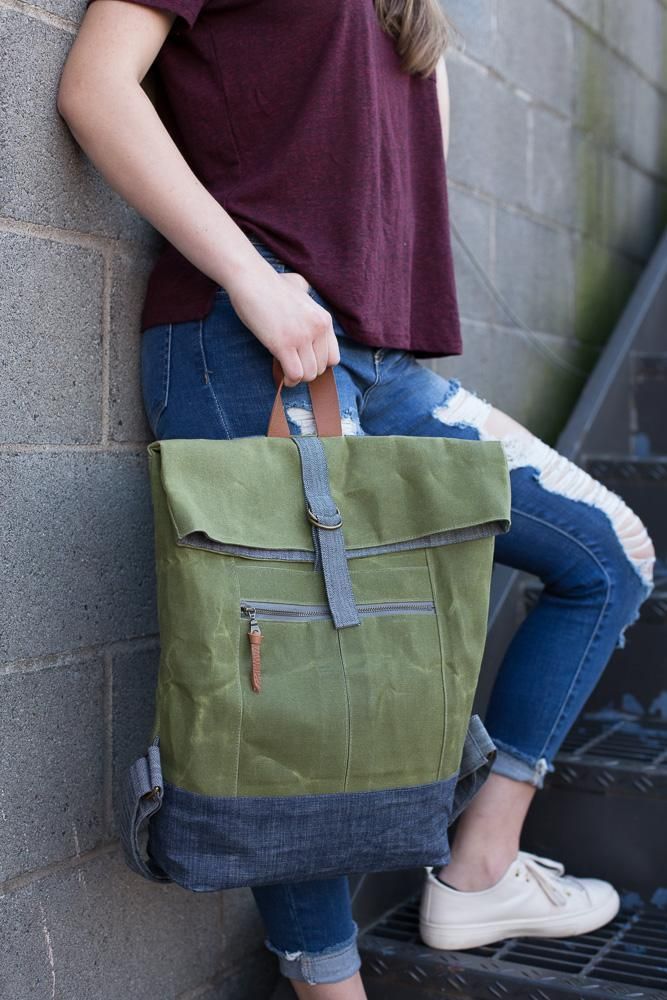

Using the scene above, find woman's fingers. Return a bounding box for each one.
[227,260,340,386]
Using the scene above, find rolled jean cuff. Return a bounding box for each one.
[490,741,554,790]
[265,926,361,985]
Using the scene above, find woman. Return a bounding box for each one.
[57,3,655,998]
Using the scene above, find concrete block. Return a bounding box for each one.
[0,883,52,1000]
[574,239,642,347]
[557,0,602,31]
[628,73,665,176]
[530,110,577,228]
[443,0,497,62]
[110,643,160,837]
[427,321,598,443]
[32,0,82,20]
[574,34,665,177]
[0,451,158,663]
[494,208,576,338]
[109,251,156,443]
[495,0,576,115]
[447,56,530,207]
[0,9,152,243]
[599,155,667,260]
[447,188,497,323]
[0,851,226,999]
[0,232,104,444]
[601,0,664,85]
[573,132,603,238]
[574,31,618,145]
[0,657,104,882]
[220,888,266,968]
[178,953,278,1000]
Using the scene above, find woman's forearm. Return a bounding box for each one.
[57,77,269,294]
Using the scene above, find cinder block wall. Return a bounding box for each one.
[0,1,664,999]
[435,0,667,443]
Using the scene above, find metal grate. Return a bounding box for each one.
[363,896,667,996]
[559,717,667,767]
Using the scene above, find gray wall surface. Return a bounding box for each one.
[0,1,665,998]
[436,0,667,443]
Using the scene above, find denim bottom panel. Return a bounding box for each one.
[148,774,457,892]
[139,236,656,982]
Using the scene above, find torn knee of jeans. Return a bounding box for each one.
[340,407,363,436]
[285,402,316,435]
[431,380,489,433]
[434,392,658,592]
[614,580,654,650]
[286,401,362,436]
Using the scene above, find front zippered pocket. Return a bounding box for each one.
[240,598,436,693]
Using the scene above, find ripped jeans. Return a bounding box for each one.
[140,236,656,986]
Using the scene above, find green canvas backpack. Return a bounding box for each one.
[121,364,511,890]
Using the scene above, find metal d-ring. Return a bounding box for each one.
[306,505,343,530]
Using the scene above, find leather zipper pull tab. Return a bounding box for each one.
[243,607,263,693]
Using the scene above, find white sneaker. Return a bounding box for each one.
[419,850,620,951]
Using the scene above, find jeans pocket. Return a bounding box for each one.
[140,323,172,438]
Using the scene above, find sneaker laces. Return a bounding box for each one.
[518,851,586,906]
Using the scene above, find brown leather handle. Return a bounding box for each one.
[267,358,343,437]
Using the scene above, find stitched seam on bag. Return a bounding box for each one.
[425,547,448,782]
[231,558,244,795]
[177,522,508,562]
[337,630,352,791]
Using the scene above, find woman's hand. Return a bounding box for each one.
[227,265,341,387]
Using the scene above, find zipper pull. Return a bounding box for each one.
[242,607,263,693]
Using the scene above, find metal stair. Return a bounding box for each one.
[361,896,667,999]
[354,231,667,998]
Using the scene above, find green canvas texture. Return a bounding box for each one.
[147,435,511,799]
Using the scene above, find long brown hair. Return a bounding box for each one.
[373,0,451,77]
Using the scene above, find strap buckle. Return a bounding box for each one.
[141,785,162,801]
[306,505,343,530]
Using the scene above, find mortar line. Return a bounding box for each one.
[0,635,159,677]
[448,179,661,265]
[0,215,148,255]
[0,841,119,897]
[0,0,78,33]
[453,9,667,102]
[0,442,150,453]
[100,253,113,445]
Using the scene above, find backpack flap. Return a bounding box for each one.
[148,434,510,558]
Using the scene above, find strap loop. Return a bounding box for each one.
[292,436,360,628]
[267,360,343,438]
[119,736,171,883]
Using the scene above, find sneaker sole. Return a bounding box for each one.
[419,888,620,951]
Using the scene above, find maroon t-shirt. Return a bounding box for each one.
[85,0,462,358]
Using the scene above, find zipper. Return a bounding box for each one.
[240,599,435,622]
[243,606,264,694]
[239,599,435,694]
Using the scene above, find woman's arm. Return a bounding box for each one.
[57,0,338,385]
[434,53,450,161]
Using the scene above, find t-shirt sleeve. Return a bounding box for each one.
[85,0,207,31]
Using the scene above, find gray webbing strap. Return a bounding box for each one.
[450,715,497,824]
[119,736,171,883]
[292,436,360,629]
